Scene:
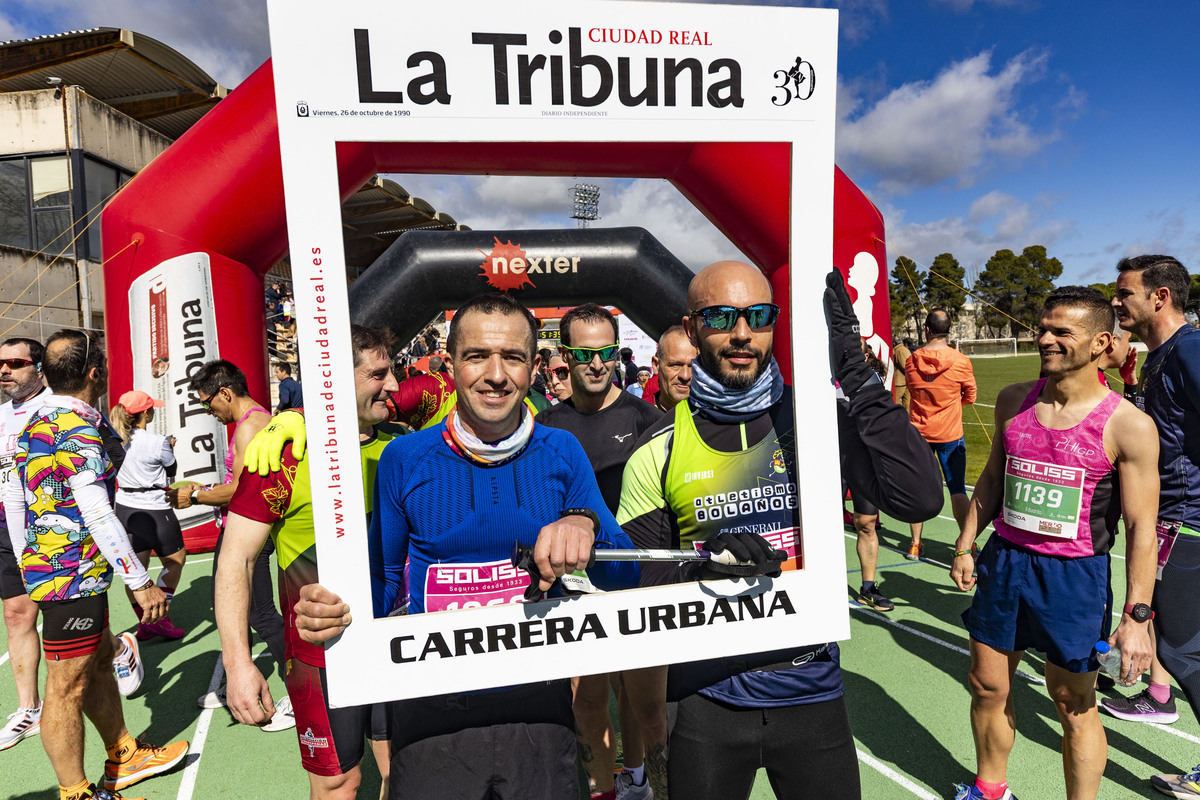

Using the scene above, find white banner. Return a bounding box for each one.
[269,0,843,706]
[127,253,226,528]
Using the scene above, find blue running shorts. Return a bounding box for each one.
[962,535,1111,673]
[930,438,967,495]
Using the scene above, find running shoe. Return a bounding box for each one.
[135,615,186,641]
[112,633,144,696]
[1100,688,1179,724]
[615,769,653,800]
[951,784,1017,800]
[197,683,227,709]
[0,704,41,750]
[1152,766,1200,799]
[262,695,296,732]
[77,784,145,800]
[905,541,923,561]
[857,585,896,612]
[102,737,189,791]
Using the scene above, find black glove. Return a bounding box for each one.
[824,269,874,394]
[701,532,787,578]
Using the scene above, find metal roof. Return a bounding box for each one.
[342,176,469,268]
[0,27,227,139]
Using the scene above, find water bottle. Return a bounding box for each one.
[1095,640,1123,681]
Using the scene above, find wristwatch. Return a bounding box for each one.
[1124,602,1154,622]
[561,507,600,536]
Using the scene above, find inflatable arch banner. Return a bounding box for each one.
[99,0,890,704]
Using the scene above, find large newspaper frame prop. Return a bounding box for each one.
[268,0,844,707]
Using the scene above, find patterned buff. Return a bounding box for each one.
[443,405,535,465]
[688,357,785,423]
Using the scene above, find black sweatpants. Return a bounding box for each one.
[1155,533,1200,721]
[668,693,861,800]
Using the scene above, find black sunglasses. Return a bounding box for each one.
[562,344,620,363]
[0,358,35,370]
[199,387,227,411]
[549,366,570,380]
[690,303,780,331]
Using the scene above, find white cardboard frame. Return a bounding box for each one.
[268,0,844,707]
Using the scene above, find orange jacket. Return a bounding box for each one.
[904,346,976,443]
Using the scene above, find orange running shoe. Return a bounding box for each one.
[905,541,923,561]
[102,737,189,791]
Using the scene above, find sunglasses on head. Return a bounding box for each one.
[0,358,35,370]
[690,303,780,331]
[562,344,620,363]
[549,366,570,380]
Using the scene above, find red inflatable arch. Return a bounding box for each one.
[101,59,888,550]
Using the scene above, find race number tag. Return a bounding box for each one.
[424,558,528,613]
[1002,456,1085,538]
[1155,519,1182,580]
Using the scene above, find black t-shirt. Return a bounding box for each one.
[536,391,663,513]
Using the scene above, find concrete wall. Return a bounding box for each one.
[0,245,89,343]
[0,87,171,169]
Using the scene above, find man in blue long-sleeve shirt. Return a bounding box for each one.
[294,293,637,800]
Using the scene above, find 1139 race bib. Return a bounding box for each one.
[1002,456,1085,538]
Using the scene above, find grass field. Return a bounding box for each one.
[0,351,1181,800]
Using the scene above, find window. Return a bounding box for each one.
[0,160,30,250]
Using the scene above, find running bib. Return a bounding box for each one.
[1155,519,1182,581]
[423,558,529,612]
[1002,456,1085,538]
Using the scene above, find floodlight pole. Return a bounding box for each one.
[569,183,600,229]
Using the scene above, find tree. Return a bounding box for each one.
[974,249,1022,338]
[923,253,967,319]
[1089,282,1116,301]
[890,257,926,340]
[1014,245,1062,332]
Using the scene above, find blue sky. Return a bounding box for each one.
[3,0,1197,285]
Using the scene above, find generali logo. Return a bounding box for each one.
[477,237,581,292]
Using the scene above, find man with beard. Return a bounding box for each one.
[618,261,942,799]
[216,325,398,800]
[535,303,662,800]
[950,286,1158,800]
[0,338,50,751]
[1108,256,1200,797]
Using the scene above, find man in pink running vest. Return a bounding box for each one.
[949,286,1159,800]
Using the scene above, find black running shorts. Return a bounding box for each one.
[39,594,108,660]
[115,504,185,556]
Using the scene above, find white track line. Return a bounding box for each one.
[176,653,224,800]
[856,749,940,799]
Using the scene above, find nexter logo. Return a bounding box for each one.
[478,238,581,292]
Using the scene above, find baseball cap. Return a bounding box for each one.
[118,390,165,414]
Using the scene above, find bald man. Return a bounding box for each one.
[617,262,941,799]
[647,325,697,411]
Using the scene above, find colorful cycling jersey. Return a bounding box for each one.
[369,421,638,617]
[619,389,842,708]
[0,387,50,511]
[993,379,1122,557]
[12,397,116,601]
[228,429,392,667]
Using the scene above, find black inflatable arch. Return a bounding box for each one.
[349,227,693,344]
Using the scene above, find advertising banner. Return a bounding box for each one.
[127,253,227,529]
[268,0,841,706]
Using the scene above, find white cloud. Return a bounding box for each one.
[879,192,1075,281]
[837,50,1055,196]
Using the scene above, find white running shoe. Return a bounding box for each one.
[262,695,295,732]
[113,632,145,696]
[616,769,653,800]
[0,705,41,751]
[197,684,228,709]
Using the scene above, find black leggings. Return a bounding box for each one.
[668,693,861,800]
[1155,533,1200,720]
[212,531,286,674]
